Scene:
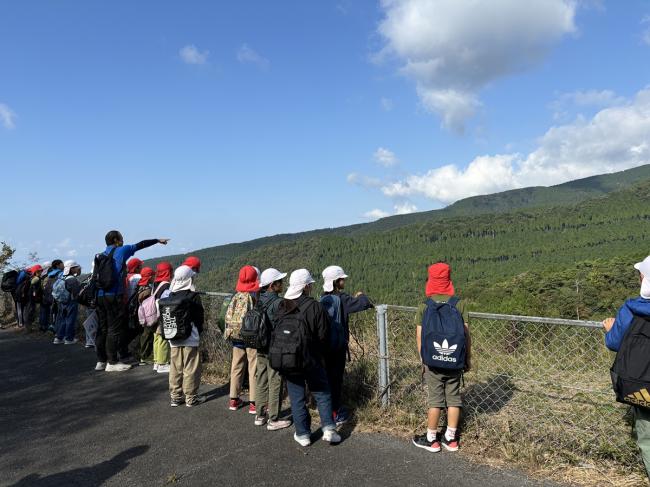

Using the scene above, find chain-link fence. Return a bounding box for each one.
[377,305,639,470]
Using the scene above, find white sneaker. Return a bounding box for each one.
[105,362,132,372]
[267,419,293,431]
[157,364,170,374]
[323,429,342,444]
[95,362,107,371]
[153,363,159,371]
[64,339,78,345]
[84,343,94,349]
[293,433,311,447]
[53,338,63,344]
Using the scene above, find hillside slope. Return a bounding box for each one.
[151,164,650,277]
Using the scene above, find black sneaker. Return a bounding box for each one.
[412,433,441,453]
[441,434,459,452]
[170,398,184,407]
[186,397,205,408]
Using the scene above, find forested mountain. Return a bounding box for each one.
[151,165,650,319]
[151,165,650,273]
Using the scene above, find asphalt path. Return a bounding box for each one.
[0,329,562,487]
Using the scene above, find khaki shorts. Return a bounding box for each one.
[425,367,463,409]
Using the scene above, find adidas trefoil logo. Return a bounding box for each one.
[431,339,458,363]
[434,339,457,356]
[625,388,650,408]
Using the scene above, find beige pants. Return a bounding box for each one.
[229,346,257,402]
[169,346,202,404]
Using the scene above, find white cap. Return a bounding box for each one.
[284,269,316,300]
[63,260,80,276]
[634,256,650,276]
[259,268,287,288]
[322,265,348,292]
[41,261,52,270]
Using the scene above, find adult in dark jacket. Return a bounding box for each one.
[321,265,374,425]
[603,256,650,478]
[95,230,169,373]
[255,268,292,430]
[277,269,341,447]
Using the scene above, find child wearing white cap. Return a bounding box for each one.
[603,255,650,477]
[275,269,341,447]
[320,265,374,425]
[52,260,82,345]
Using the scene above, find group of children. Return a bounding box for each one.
[3,229,473,451]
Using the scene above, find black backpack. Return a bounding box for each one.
[1,270,18,293]
[610,314,650,410]
[159,292,195,340]
[77,278,97,308]
[42,275,58,306]
[15,277,31,304]
[240,297,279,350]
[93,247,117,291]
[269,300,310,375]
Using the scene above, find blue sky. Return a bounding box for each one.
[1,0,650,269]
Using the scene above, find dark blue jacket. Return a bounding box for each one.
[605,296,650,351]
[326,292,374,345]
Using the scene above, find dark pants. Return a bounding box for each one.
[139,326,155,363]
[286,365,335,438]
[24,301,37,330]
[325,349,347,413]
[39,303,51,331]
[96,295,127,364]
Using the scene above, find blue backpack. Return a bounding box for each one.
[420,297,466,370]
[52,275,72,305]
[321,294,346,351]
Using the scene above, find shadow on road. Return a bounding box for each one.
[8,445,149,487]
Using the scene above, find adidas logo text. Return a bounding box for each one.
[625,388,650,408]
[430,354,457,363]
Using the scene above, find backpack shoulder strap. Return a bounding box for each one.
[447,296,460,308]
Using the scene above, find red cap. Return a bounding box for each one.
[425,263,455,297]
[182,256,201,273]
[138,267,154,286]
[155,261,173,283]
[28,264,43,275]
[126,258,143,274]
[236,265,260,293]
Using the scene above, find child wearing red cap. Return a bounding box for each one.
[152,262,173,373]
[225,265,260,414]
[412,262,472,454]
[136,267,155,364]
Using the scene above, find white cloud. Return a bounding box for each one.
[237,44,270,70]
[347,172,382,188]
[380,87,650,204]
[363,209,391,220]
[363,202,419,220]
[380,97,394,111]
[377,0,577,132]
[642,16,650,46]
[0,103,16,129]
[374,147,399,167]
[66,249,78,258]
[179,44,209,65]
[550,89,626,119]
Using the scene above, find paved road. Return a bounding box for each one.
[0,329,561,487]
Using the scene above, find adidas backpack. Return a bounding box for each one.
[269,300,310,375]
[159,292,195,340]
[320,294,346,351]
[1,270,18,293]
[420,297,466,370]
[224,292,254,342]
[93,247,117,291]
[52,275,72,305]
[610,314,650,410]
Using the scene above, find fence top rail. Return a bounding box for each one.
[383,305,603,329]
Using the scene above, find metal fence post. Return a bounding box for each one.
[376,304,390,407]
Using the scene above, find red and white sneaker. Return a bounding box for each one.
[248,402,256,415]
[229,398,243,411]
[412,434,441,453]
[442,434,459,452]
